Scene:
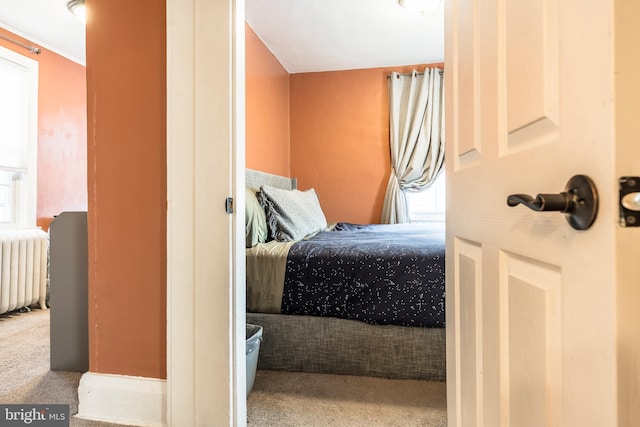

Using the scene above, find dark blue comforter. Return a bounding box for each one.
[281,222,445,327]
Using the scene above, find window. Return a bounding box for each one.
[0,46,38,230]
[406,170,446,223]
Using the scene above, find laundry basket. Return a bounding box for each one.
[246,324,263,397]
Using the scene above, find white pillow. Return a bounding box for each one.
[258,185,327,241]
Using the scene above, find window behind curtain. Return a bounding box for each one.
[406,169,446,223]
[0,45,38,229]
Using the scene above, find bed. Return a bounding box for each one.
[245,169,446,381]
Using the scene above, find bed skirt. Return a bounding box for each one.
[247,312,446,381]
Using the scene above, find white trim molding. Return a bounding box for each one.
[166,0,245,424]
[76,372,167,426]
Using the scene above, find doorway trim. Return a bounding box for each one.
[166,0,246,425]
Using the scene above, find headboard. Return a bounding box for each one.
[246,169,297,191]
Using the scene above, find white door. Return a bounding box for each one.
[445,0,639,425]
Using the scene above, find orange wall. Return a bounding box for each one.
[86,0,167,379]
[245,23,442,224]
[0,28,87,232]
[245,24,290,177]
[290,64,443,224]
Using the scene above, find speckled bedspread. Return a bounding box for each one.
[280,222,445,328]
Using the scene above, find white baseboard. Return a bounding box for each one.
[76,372,167,426]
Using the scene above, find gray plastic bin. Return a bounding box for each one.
[246,324,263,397]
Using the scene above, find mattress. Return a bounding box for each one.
[246,221,445,328]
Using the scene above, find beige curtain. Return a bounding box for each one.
[381,67,444,224]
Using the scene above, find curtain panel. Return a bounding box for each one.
[381,67,444,224]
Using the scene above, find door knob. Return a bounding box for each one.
[507,175,598,230]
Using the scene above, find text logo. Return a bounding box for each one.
[0,405,69,426]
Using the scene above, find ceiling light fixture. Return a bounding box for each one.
[67,0,86,24]
[399,0,441,16]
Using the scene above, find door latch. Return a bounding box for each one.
[507,175,598,231]
[619,177,640,227]
[225,197,233,214]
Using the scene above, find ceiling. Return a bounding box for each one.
[0,0,86,65]
[246,0,444,73]
[0,0,444,72]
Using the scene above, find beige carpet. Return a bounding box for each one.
[0,308,52,396]
[1,308,447,426]
[0,309,122,426]
[248,370,447,426]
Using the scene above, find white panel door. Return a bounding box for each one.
[444,0,631,425]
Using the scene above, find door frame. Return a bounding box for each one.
[166,0,246,425]
[614,1,640,423]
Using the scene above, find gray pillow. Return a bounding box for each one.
[245,187,268,247]
[258,185,327,242]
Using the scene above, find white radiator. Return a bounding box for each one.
[0,228,48,314]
